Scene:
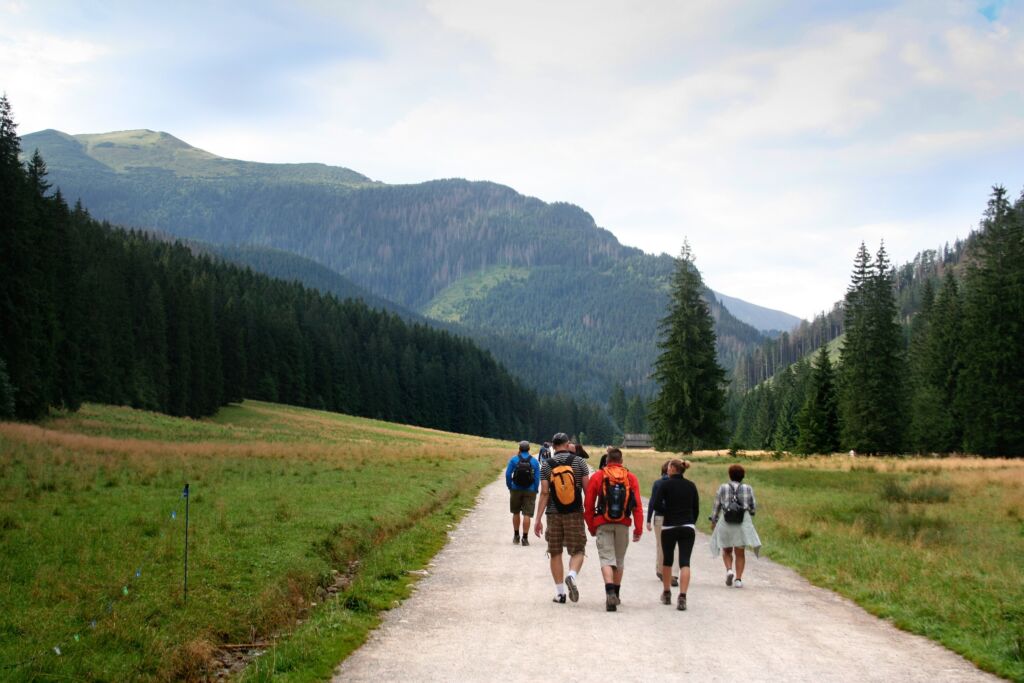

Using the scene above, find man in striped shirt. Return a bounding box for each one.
[534,432,590,604]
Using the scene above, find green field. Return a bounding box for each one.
[0,401,509,681]
[626,451,1024,682]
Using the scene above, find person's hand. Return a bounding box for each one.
[645,521,652,532]
[534,519,543,537]
[632,531,641,543]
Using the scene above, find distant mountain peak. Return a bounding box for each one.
[24,127,372,185]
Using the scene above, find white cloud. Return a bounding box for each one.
[3,0,1024,320]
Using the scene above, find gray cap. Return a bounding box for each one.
[518,440,530,449]
[552,432,569,445]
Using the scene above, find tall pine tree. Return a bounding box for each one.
[649,244,727,451]
[796,345,840,454]
[958,187,1024,455]
[838,242,906,453]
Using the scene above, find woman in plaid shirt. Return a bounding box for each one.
[709,464,762,588]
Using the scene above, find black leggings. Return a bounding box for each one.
[661,526,696,568]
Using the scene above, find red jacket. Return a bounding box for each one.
[584,465,644,536]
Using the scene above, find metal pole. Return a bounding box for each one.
[183,483,190,606]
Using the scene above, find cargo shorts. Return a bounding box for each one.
[595,523,630,568]
[545,511,587,556]
[509,490,537,516]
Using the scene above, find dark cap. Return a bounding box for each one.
[518,440,530,449]
[552,432,569,446]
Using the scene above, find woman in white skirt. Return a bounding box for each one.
[709,464,761,587]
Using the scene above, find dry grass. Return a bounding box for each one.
[0,400,511,682]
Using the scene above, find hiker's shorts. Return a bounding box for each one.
[509,490,537,516]
[595,523,630,568]
[545,511,586,556]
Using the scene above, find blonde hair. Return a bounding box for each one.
[669,459,691,474]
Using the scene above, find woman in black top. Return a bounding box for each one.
[650,459,699,610]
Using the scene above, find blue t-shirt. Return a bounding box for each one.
[505,452,540,493]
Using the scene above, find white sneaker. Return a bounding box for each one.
[734,579,743,588]
[726,569,735,586]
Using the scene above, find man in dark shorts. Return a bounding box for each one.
[505,440,540,546]
[533,432,590,603]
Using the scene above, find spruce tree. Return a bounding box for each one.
[796,345,840,454]
[624,395,646,433]
[958,187,1024,455]
[838,242,906,453]
[609,384,628,429]
[649,244,727,451]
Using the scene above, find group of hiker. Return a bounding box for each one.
[504,434,761,612]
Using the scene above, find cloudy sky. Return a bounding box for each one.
[2,0,1023,319]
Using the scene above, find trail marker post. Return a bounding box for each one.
[183,483,190,606]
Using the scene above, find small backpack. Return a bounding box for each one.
[724,483,745,524]
[549,455,580,513]
[597,467,634,522]
[511,454,535,487]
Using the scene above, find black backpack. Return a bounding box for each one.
[511,454,535,487]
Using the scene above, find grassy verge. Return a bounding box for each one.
[0,401,508,681]
[622,451,1024,682]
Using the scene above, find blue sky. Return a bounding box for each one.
[3,0,1023,319]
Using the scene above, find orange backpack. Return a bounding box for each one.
[598,466,634,522]
[550,455,580,512]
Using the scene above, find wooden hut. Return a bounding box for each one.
[621,433,652,449]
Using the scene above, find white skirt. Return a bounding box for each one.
[710,512,762,558]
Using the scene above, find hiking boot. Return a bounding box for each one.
[677,593,687,611]
[660,590,671,605]
[521,535,529,547]
[726,569,735,586]
[656,572,663,580]
[513,532,520,545]
[565,575,579,603]
[734,579,743,588]
[671,576,679,587]
[606,592,617,612]
[552,594,566,604]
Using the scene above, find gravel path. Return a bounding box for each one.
[333,474,1001,682]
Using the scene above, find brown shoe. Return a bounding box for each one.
[677,593,687,611]
[660,590,671,605]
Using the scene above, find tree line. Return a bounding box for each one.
[731,236,973,393]
[729,187,1023,456]
[0,96,615,443]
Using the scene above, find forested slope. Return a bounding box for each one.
[22,127,766,396]
[0,98,619,440]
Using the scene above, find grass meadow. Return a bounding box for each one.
[0,401,509,682]
[624,450,1024,682]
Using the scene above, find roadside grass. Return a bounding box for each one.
[623,451,1024,682]
[0,401,508,681]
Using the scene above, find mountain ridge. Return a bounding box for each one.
[22,126,775,398]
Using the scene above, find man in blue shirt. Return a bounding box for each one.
[505,440,540,546]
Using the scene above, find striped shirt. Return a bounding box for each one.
[540,451,590,514]
[710,482,757,524]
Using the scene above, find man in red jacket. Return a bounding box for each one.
[584,447,643,612]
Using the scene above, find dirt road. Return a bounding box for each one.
[333,474,1000,682]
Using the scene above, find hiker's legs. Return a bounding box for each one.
[661,527,680,592]
[722,546,734,571]
[512,512,521,533]
[677,527,695,593]
[568,551,585,573]
[521,514,531,536]
[735,547,746,579]
[549,552,564,583]
[653,515,665,576]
